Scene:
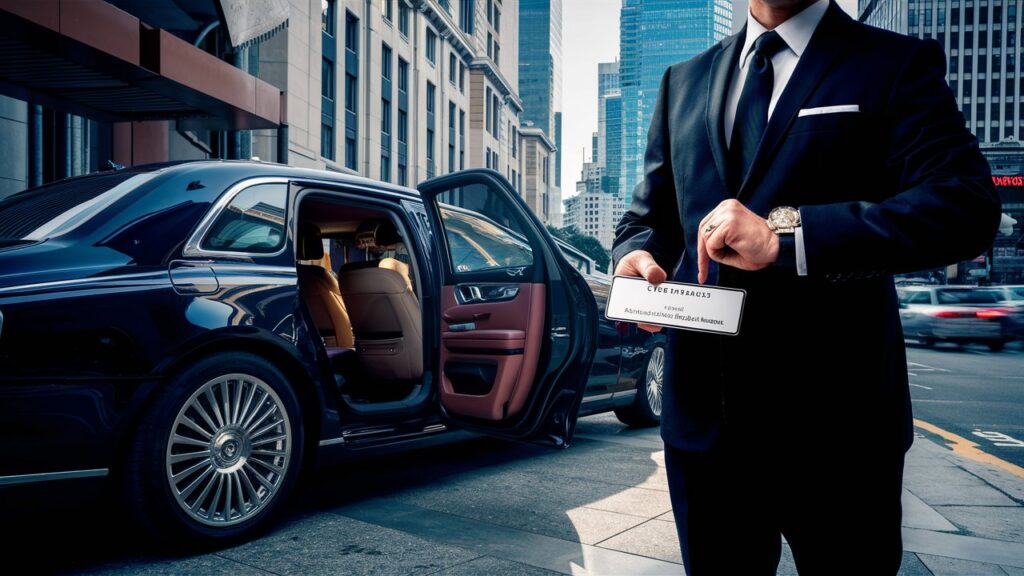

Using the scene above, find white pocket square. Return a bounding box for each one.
[797,105,860,117]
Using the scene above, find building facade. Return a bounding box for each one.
[860,0,1023,282]
[618,0,732,199]
[518,0,562,222]
[860,0,1023,145]
[520,126,558,225]
[318,0,523,190]
[0,0,566,227]
[563,185,625,250]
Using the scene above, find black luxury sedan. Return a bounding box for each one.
[0,160,660,546]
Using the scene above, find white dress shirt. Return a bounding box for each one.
[724,0,829,276]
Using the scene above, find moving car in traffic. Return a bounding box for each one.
[898,285,1016,350]
[0,161,597,545]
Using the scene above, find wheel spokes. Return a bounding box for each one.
[167,373,292,527]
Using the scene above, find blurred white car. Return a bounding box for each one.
[898,286,1016,351]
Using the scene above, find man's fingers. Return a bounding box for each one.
[641,258,667,284]
[697,223,709,284]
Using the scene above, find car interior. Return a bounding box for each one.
[296,197,424,407]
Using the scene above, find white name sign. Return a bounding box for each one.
[605,276,746,336]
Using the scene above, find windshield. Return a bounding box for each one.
[0,172,156,243]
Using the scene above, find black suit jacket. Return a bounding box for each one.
[612,1,1001,454]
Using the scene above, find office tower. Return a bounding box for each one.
[618,0,732,199]
[519,0,563,222]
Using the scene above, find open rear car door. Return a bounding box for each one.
[418,170,597,446]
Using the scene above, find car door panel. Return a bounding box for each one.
[418,170,597,445]
[440,283,544,420]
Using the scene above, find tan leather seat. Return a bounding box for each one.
[339,220,422,381]
[297,226,354,349]
[378,257,414,295]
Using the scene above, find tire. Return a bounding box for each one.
[614,344,664,427]
[125,352,304,548]
[987,340,1006,352]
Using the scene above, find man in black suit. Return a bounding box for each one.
[611,0,1001,573]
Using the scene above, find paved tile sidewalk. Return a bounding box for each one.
[16,413,1024,575]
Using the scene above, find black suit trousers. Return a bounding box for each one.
[664,433,906,575]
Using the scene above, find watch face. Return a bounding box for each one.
[770,207,800,229]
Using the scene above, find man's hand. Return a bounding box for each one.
[614,250,667,333]
[697,199,780,284]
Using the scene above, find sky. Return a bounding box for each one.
[560,0,857,201]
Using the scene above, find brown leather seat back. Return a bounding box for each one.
[297,226,354,348]
[339,266,423,380]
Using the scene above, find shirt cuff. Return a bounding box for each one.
[795,214,808,277]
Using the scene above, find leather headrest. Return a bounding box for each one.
[355,219,401,250]
[298,225,324,260]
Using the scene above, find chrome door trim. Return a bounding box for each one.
[0,468,109,486]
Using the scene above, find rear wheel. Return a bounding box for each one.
[988,340,1006,352]
[615,344,664,427]
[126,352,304,547]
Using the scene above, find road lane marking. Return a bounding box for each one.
[914,419,1024,480]
[907,362,950,372]
[908,383,933,390]
[973,430,1024,448]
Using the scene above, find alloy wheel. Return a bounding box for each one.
[646,346,664,417]
[165,374,292,527]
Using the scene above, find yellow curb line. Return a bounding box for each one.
[914,418,1024,480]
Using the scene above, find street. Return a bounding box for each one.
[906,342,1024,468]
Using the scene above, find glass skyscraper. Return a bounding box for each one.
[519,0,563,189]
[618,0,732,199]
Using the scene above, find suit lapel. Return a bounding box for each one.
[737,1,855,199]
[705,30,744,194]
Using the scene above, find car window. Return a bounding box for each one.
[0,172,156,244]
[935,289,1002,305]
[1009,287,1024,300]
[435,184,533,274]
[899,290,928,304]
[201,183,287,254]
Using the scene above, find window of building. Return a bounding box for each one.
[487,32,493,59]
[344,11,359,170]
[459,110,466,170]
[345,73,358,114]
[398,58,409,93]
[321,0,337,161]
[493,5,501,33]
[398,164,407,187]
[459,62,466,93]
[427,81,436,114]
[399,2,410,36]
[460,0,475,34]
[398,109,408,143]
[383,0,393,23]
[382,99,392,137]
[345,11,358,52]
[382,44,392,81]
[493,41,500,65]
[426,28,438,64]
[491,93,500,138]
[511,125,517,158]
[381,153,391,182]
[487,0,493,24]
[449,53,457,85]
[485,146,492,169]
[485,87,492,134]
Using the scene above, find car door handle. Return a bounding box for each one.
[456,284,519,304]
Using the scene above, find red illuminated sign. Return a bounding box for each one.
[993,175,1024,187]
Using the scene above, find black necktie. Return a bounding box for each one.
[729,31,788,191]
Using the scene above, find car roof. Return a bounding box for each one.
[54,159,423,202]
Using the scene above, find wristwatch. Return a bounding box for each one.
[767,206,801,234]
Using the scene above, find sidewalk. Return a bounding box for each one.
[38,412,1024,575]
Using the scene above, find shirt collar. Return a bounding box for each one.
[739,0,829,69]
